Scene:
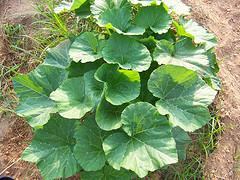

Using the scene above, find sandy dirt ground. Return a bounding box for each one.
[0,0,240,179]
[182,0,240,179]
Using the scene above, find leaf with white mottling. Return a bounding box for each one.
[95,63,141,105]
[74,114,110,171]
[13,65,68,127]
[103,102,178,178]
[148,65,217,131]
[50,76,93,119]
[22,115,81,180]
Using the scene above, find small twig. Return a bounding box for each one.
[0,157,21,175]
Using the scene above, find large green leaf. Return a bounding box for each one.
[81,165,137,180]
[153,36,209,76]
[134,5,172,34]
[69,32,105,63]
[67,61,102,78]
[13,65,68,127]
[43,39,72,69]
[95,64,140,105]
[174,16,217,50]
[50,76,93,119]
[163,0,190,15]
[90,0,131,18]
[148,65,217,131]
[172,126,192,160]
[84,70,104,108]
[102,33,152,72]
[98,8,144,35]
[21,115,81,179]
[96,98,127,130]
[74,114,110,171]
[103,102,178,178]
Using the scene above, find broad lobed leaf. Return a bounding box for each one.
[50,76,93,119]
[95,63,141,105]
[13,65,68,127]
[148,65,217,131]
[103,102,178,178]
[102,33,152,72]
[22,115,81,180]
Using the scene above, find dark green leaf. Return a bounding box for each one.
[95,64,140,105]
[74,114,110,171]
[96,98,127,130]
[67,61,102,78]
[75,0,91,18]
[102,33,152,72]
[103,102,178,178]
[134,5,172,34]
[21,115,81,179]
[148,65,217,131]
[172,126,192,160]
[81,165,137,180]
[50,76,93,119]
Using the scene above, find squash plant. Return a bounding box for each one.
[13,0,220,179]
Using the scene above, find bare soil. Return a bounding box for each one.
[0,0,240,179]
[182,0,240,179]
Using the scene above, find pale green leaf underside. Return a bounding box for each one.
[69,32,103,63]
[81,165,137,180]
[95,64,140,105]
[54,1,73,13]
[13,65,68,127]
[148,65,217,131]
[103,102,178,178]
[175,16,217,49]
[50,76,93,119]
[21,115,81,180]
[98,8,145,35]
[163,0,190,15]
[54,0,87,13]
[43,39,72,69]
[134,5,172,34]
[153,36,209,76]
[102,33,152,72]
[74,115,110,171]
[96,98,127,131]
